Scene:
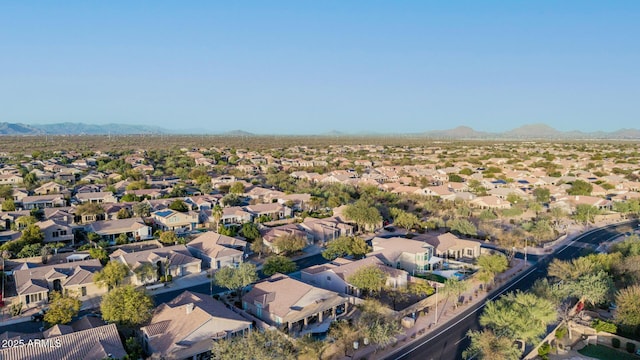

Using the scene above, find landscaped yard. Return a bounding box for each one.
[577,344,639,360]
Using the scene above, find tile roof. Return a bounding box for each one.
[141,291,251,358]
[0,323,126,360]
[14,259,103,296]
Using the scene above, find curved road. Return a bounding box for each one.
[387,220,638,360]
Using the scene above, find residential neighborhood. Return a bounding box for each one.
[0,138,639,359]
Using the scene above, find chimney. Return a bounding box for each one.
[186,303,195,314]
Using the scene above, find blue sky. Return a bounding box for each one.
[1,1,638,134]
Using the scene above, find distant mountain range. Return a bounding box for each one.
[1,122,639,139]
[420,124,640,140]
[0,122,168,135]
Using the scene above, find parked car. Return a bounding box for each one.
[31,308,47,322]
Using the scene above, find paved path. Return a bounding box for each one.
[338,221,633,360]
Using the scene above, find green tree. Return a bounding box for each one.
[100,285,153,326]
[133,202,151,217]
[134,262,157,285]
[17,243,43,258]
[532,187,551,204]
[573,204,601,225]
[117,208,133,219]
[297,334,330,360]
[447,219,478,237]
[211,328,297,360]
[568,180,593,196]
[328,320,359,357]
[463,329,522,360]
[214,262,258,295]
[273,234,306,256]
[169,199,189,212]
[229,182,245,194]
[44,291,81,325]
[251,239,266,258]
[0,185,13,200]
[321,236,370,260]
[347,265,387,296]
[221,194,242,207]
[89,247,109,264]
[476,253,509,287]
[358,299,402,349]
[20,224,44,244]
[211,204,223,230]
[615,285,640,327]
[480,291,556,347]
[441,278,470,309]
[408,280,435,297]
[343,201,382,233]
[1,198,15,211]
[94,261,130,289]
[565,270,613,307]
[240,222,260,241]
[159,231,178,245]
[262,255,297,276]
[391,208,422,231]
[76,202,105,217]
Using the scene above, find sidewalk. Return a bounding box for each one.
[345,258,531,360]
[339,223,605,360]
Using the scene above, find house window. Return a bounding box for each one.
[326,276,331,281]
[52,231,59,238]
[467,249,474,256]
[60,230,67,236]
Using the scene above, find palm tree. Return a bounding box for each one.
[212,204,223,230]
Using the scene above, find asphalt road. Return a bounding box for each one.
[387,220,638,360]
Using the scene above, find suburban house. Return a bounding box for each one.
[87,217,153,244]
[370,237,441,273]
[109,245,202,285]
[21,194,66,210]
[245,203,292,221]
[36,219,75,244]
[261,224,312,254]
[73,191,118,204]
[277,193,311,210]
[151,209,199,232]
[219,206,253,226]
[0,174,23,185]
[301,256,409,297]
[242,274,349,335]
[551,195,613,212]
[0,230,20,244]
[141,291,252,360]
[33,181,67,195]
[470,195,512,209]
[298,216,354,245]
[186,232,248,270]
[415,232,481,260]
[12,259,105,308]
[0,323,126,360]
